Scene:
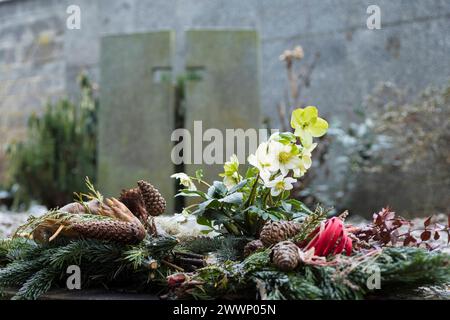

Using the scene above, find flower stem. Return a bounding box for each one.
[188,175,211,188]
[262,189,270,208]
[244,173,260,209]
[182,203,198,212]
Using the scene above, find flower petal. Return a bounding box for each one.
[271,188,281,197]
[302,106,319,122]
[284,183,294,191]
[295,129,313,147]
[309,117,328,137]
[290,108,304,129]
[345,236,352,256]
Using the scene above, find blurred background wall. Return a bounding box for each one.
[1,0,449,215]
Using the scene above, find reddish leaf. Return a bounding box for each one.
[392,219,404,228]
[434,231,440,240]
[385,211,395,221]
[403,236,416,246]
[374,214,383,226]
[421,230,431,241]
[424,216,432,228]
[390,229,399,246]
[380,231,391,244]
[403,237,410,246]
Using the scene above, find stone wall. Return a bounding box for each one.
[1,0,449,214]
[0,0,66,181]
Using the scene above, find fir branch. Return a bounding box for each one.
[12,267,57,300]
[177,236,248,261]
[0,260,43,288]
[176,246,450,300]
[0,236,179,299]
[0,238,36,265]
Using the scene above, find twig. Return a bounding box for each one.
[178,257,206,267]
[49,225,64,242]
[162,259,184,272]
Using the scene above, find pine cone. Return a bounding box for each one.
[119,187,149,224]
[259,221,301,246]
[243,239,264,257]
[33,198,147,244]
[271,241,300,271]
[137,180,166,216]
[71,220,146,244]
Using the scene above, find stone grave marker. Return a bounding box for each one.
[184,30,261,185]
[98,31,175,213]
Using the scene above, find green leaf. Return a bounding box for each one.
[220,192,243,205]
[192,199,220,215]
[195,169,204,181]
[175,189,208,199]
[196,216,214,229]
[277,132,297,144]
[266,209,286,221]
[203,210,230,224]
[284,199,314,215]
[207,181,227,198]
[247,206,269,220]
[245,167,259,179]
[227,179,248,194]
[281,201,292,212]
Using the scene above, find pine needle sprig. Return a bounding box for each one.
[73,176,104,213]
[0,235,179,299]
[174,246,450,300]
[0,238,37,265]
[292,205,328,242]
[177,236,248,261]
[0,260,44,288]
[13,210,114,239]
[12,267,57,300]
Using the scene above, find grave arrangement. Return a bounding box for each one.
[0,107,449,300]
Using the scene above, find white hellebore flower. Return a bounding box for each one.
[268,141,302,177]
[293,143,316,177]
[248,142,273,182]
[220,154,242,189]
[265,175,297,197]
[170,172,197,191]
